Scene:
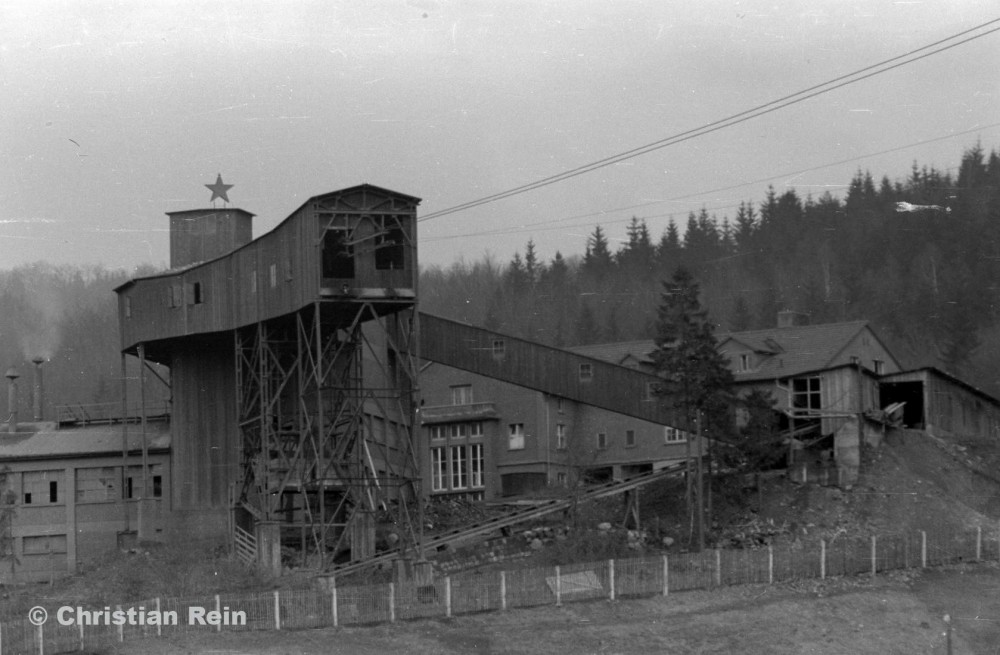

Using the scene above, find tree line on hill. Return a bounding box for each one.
[421,142,1000,398]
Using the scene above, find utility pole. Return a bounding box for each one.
[696,410,704,552]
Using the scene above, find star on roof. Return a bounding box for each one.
[205,174,233,203]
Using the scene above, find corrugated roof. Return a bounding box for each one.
[569,321,875,382]
[0,421,170,460]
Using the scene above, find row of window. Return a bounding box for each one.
[430,444,485,492]
[0,466,164,506]
[429,422,484,440]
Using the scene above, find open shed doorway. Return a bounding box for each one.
[880,381,925,429]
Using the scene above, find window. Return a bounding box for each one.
[579,363,593,382]
[597,432,608,450]
[192,282,203,304]
[449,423,467,439]
[556,424,566,450]
[284,259,293,282]
[492,339,506,359]
[269,264,278,288]
[23,470,62,505]
[125,465,164,499]
[556,472,567,487]
[375,219,405,270]
[469,443,484,488]
[166,285,182,308]
[470,422,484,438]
[322,228,355,279]
[451,385,473,406]
[124,297,132,318]
[430,425,446,441]
[250,270,257,294]
[23,535,67,555]
[873,359,884,375]
[431,448,446,492]
[556,397,564,414]
[508,423,525,450]
[76,467,119,503]
[625,430,636,448]
[644,382,657,401]
[450,446,467,489]
[664,427,685,444]
[792,377,822,411]
[739,354,750,371]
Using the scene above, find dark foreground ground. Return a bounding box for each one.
[102,563,999,655]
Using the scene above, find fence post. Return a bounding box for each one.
[608,559,616,601]
[976,526,982,561]
[155,598,162,637]
[662,555,669,597]
[37,622,43,655]
[768,545,774,584]
[274,590,281,630]
[445,576,452,618]
[389,583,395,623]
[215,595,222,633]
[871,536,877,577]
[116,605,124,642]
[921,531,927,568]
[555,566,562,606]
[78,617,84,652]
[331,580,339,628]
[820,540,826,580]
[714,549,721,587]
[500,571,507,611]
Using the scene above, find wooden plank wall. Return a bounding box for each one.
[418,313,684,428]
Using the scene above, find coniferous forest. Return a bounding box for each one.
[1,143,999,415]
[421,143,1000,397]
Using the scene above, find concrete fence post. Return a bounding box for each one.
[820,540,826,580]
[500,571,507,611]
[921,531,927,568]
[445,577,452,618]
[389,583,395,623]
[662,555,669,597]
[555,566,562,606]
[768,545,774,584]
[215,595,222,633]
[78,618,84,652]
[976,525,982,561]
[274,590,281,630]
[608,559,616,601]
[331,580,339,628]
[871,536,877,577]
[36,622,43,655]
[714,549,721,587]
[116,605,124,642]
[155,598,162,637]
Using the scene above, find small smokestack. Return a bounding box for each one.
[32,357,44,421]
[5,367,19,434]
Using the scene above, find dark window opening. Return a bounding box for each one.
[193,282,203,304]
[322,229,355,279]
[23,493,31,504]
[375,225,405,270]
[153,475,162,498]
[49,481,58,503]
[125,477,133,499]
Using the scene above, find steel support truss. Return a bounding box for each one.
[235,300,421,570]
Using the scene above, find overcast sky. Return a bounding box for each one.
[1,1,998,273]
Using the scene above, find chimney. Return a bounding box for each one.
[777,310,810,328]
[31,357,44,421]
[5,367,19,434]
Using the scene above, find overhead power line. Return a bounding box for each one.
[418,18,1000,224]
[423,121,1000,243]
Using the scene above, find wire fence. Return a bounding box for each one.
[2,524,995,654]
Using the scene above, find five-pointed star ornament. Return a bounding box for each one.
[205,174,234,203]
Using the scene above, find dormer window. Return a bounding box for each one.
[739,354,750,371]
